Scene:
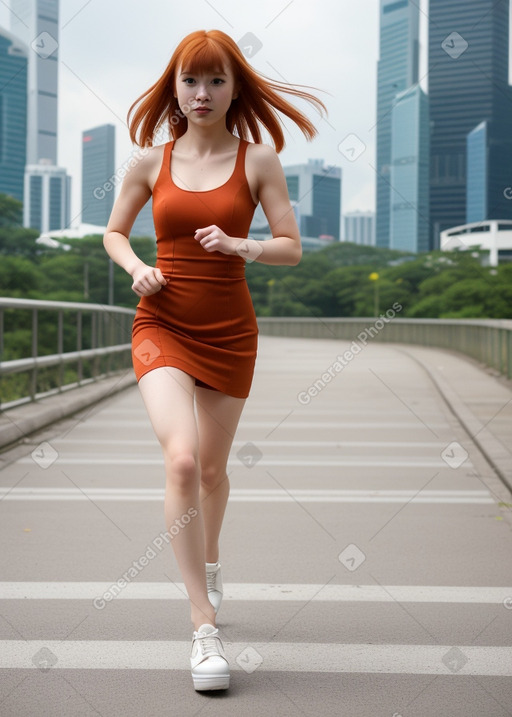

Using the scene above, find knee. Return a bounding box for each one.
[164,451,198,490]
[200,464,226,491]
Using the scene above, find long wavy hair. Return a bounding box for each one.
[128,29,326,152]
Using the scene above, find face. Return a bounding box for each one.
[174,62,239,126]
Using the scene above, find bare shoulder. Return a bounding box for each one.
[122,143,165,190]
[245,143,285,198]
[246,142,282,172]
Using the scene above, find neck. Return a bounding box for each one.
[176,121,236,155]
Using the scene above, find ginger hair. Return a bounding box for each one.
[128,29,326,152]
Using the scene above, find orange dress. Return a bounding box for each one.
[131,138,259,399]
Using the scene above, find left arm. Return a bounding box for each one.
[194,144,302,266]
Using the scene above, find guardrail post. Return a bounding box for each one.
[0,308,4,363]
[77,311,83,384]
[31,308,38,401]
[58,310,64,391]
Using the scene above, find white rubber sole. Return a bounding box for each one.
[192,674,230,691]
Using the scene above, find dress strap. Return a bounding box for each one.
[233,139,249,180]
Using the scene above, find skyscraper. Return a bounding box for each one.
[375,0,420,248]
[284,159,342,240]
[0,28,27,203]
[466,121,488,225]
[343,211,375,246]
[81,124,115,226]
[389,84,429,253]
[24,161,71,232]
[428,0,512,246]
[10,0,59,165]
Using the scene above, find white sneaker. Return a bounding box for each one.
[190,623,230,691]
[206,562,223,614]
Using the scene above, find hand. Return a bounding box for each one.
[194,225,237,255]
[131,264,167,297]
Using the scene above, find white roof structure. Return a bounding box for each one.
[440,220,512,266]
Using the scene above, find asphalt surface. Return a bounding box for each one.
[0,335,511,717]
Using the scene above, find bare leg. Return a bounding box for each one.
[195,387,246,563]
[138,367,216,630]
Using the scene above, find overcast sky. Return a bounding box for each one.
[1,0,510,226]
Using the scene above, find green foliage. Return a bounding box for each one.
[0,227,510,319]
[0,230,157,308]
[0,193,23,227]
[244,243,511,319]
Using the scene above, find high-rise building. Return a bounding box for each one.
[375,0,420,248]
[10,0,59,165]
[81,124,116,226]
[428,0,512,247]
[343,211,375,246]
[466,117,512,225]
[24,161,71,232]
[466,121,488,225]
[284,159,342,240]
[389,84,429,253]
[0,28,27,203]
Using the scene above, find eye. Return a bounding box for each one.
[211,78,225,85]
[183,78,195,85]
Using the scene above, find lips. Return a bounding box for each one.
[194,107,212,114]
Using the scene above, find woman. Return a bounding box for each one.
[103,29,325,691]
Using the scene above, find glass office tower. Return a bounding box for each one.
[389,84,429,253]
[428,0,512,246]
[10,0,59,165]
[81,124,116,226]
[0,28,27,202]
[375,0,420,248]
[284,159,342,240]
[466,121,487,225]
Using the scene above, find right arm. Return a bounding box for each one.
[103,150,166,297]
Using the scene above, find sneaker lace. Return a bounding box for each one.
[206,570,217,592]
[196,633,220,658]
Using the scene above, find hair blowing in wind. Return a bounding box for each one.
[128,29,327,152]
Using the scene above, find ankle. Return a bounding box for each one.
[192,608,216,631]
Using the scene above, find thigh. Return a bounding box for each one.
[138,367,198,454]
[195,387,246,470]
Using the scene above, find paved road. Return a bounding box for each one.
[1,335,512,717]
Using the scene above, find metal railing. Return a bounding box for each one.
[257,317,512,379]
[0,298,135,410]
[2,301,510,411]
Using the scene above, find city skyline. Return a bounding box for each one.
[1,0,511,233]
[0,0,393,227]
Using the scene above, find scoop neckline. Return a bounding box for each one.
[168,139,242,194]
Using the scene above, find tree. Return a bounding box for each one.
[0,194,23,227]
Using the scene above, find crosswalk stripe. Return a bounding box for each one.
[50,439,451,448]
[82,420,450,430]
[0,488,493,503]
[16,456,470,468]
[1,640,510,675]
[1,582,510,603]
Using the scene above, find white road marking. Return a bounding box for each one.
[15,456,469,468]
[0,488,492,503]
[0,582,510,603]
[49,439,451,448]
[80,420,450,430]
[1,640,510,675]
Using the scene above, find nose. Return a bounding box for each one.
[195,83,210,102]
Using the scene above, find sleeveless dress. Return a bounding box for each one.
[131,138,259,399]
